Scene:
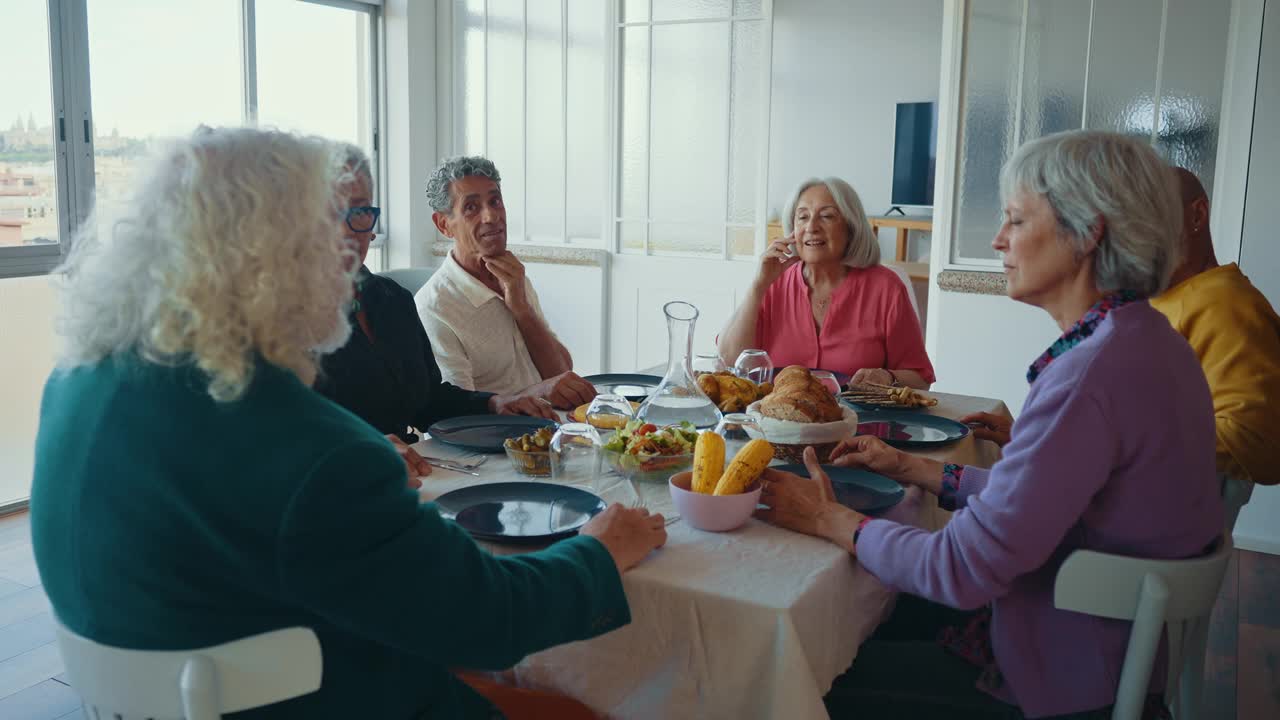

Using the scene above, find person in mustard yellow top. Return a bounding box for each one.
[1150,168,1280,528]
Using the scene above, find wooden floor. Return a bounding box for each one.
[0,510,1277,719]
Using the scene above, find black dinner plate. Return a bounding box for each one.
[427,415,557,454]
[434,482,607,543]
[772,463,905,514]
[582,373,663,402]
[853,409,969,448]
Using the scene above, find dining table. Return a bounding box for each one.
[413,389,1012,720]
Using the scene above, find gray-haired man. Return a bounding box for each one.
[415,155,596,409]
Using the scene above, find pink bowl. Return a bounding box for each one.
[668,471,762,532]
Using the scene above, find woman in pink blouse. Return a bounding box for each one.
[718,177,935,388]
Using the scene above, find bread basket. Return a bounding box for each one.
[745,400,859,463]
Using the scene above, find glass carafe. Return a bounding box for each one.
[636,301,723,429]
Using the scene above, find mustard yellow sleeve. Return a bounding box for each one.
[1181,292,1280,485]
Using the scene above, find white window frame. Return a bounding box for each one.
[610,1,774,261]
[0,0,387,279]
[442,0,615,248]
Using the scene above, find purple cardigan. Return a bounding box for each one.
[858,301,1223,717]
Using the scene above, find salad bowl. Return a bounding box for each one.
[600,420,698,484]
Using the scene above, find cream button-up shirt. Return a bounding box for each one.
[415,251,552,395]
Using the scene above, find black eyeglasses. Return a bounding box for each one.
[345,206,381,233]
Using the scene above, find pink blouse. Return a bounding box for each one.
[755,263,935,383]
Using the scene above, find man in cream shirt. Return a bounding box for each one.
[416,156,597,409]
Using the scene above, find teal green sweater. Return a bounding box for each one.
[31,356,630,719]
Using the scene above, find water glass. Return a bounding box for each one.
[733,349,774,385]
[713,413,766,462]
[550,423,639,506]
[692,352,727,376]
[585,393,635,431]
[810,370,842,396]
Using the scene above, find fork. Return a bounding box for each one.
[421,454,488,470]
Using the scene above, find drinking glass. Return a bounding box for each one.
[713,413,766,462]
[585,393,634,431]
[692,351,727,376]
[733,349,774,385]
[551,423,639,506]
[810,370,842,396]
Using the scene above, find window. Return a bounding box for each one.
[0,0,67,278]
[616,0,769,258]
[950,0,1231,265]
[85,0,243,218]
[0,0,385,506]
[0,0,384,280]
[451,0,610,245]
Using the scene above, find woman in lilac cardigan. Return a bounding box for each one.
[758,130,1223,719]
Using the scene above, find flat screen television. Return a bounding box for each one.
[890,101,938,213]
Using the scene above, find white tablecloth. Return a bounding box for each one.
[415,390,1010,719]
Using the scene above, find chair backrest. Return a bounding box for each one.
[378,266,436,295]
[1053,534,1232,720]
[884,263,922,322]
[55,618,322,720]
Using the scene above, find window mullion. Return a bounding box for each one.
[63,0,94,238]
[240,0,259,126]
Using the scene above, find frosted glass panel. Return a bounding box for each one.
[620,28,649,220]
[567,0,607,242]
[1157,0,1230,199]
[649,222,721,255]
[653,0,732,22]
[728,226,755,257]
[953,0,1020,261]
[1019,0,1089,143]
[619,221,646,252]
[727,20,764,225]
[734,0,762,16]
[487,0,524,241]
[456,0,486,153]
[526,7,564,244]
[650,22,729,224]
[622,0,649,23]
[1084,0,1162,137]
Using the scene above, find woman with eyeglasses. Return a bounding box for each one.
[313,145,557,480]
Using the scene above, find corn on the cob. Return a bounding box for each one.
[713,438,773,496]
[691,432,725,494]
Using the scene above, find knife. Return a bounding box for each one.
[426,460,480,476]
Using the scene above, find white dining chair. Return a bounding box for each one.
[378,266,436,295]
[884,263,922,321]
[54,618,323,720]
[1053,533,1232,720]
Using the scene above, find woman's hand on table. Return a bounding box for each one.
[385,434,429,489]
[958,411,1012,447]
[850,368,893,386]
[829,436,944,495]
[755,447,866,554]
[580,504,668,573]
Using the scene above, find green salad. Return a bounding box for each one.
[602,420,699,474]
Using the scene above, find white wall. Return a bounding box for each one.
[525,261,606,377]
[768,0,943,262]
[607,255,759,373]
[1232,0,1280,555]
[0,276,58,506]
[924,289,1057,413]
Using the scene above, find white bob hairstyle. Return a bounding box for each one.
[1000,129,1183,298]
[55,126,358,402]
[781,177,880,268]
